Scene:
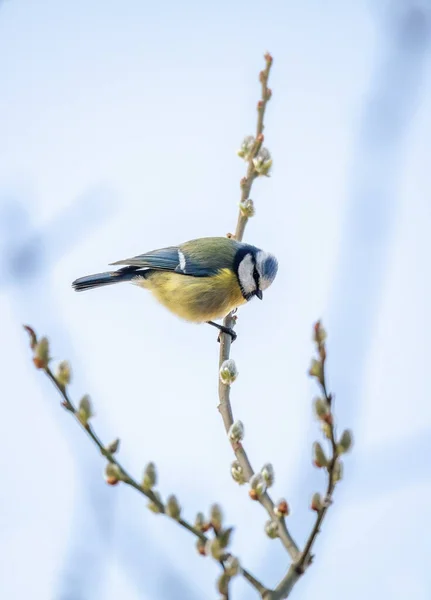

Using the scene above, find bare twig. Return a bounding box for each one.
[217,53,300,562]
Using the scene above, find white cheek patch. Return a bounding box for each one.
[238,253,256,296]
[178,250,186,272]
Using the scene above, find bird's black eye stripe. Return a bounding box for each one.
[252,266,259,287]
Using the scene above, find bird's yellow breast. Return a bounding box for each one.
[135,269,246,322]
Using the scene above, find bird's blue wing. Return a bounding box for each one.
[109,245,219,277]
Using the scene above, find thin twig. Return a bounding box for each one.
[24,326,266,598]
[217,53,300,562]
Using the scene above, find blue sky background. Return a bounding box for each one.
[1,1,430,599]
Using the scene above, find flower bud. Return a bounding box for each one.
[207,537,223,559]
[313,321,327,345]
[312,441,328,468]
[224,555,240,577]
[237,135,255,160]
[337,429,353,454]
[196,538,206,555]
[311,492,322,512]
[261,463,275,487]
[249,473,267,498]
[56,360,72,387]
[274,499,290,517]
[78,394,94,425]
[239,198,255,218]
[218,527,233,549]
[33,337,50,369]
[333,459,343,482]
[321,421,332,439]
[147,491,163,514]
[166,494,181,520]
[265,519,279,539]
[308,358,323,381]
[228,420,244,443]
[220,359,238,385]
[231,460,246,485]
[194,512,206,531]
[313,397,330,420]
[252,147,272,176]
[105,462,122,485]
[217,572,230,595]
[105,438,120,454]
[142,462,157,491]
[210,503,223,531]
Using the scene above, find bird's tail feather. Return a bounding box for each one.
[72,267,142,292]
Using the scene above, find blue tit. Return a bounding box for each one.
[72,236,278,340]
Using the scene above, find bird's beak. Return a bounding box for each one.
[255,289,263,300]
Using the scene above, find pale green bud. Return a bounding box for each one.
[337,429,353,454]
[333,459,343,482]
[210,503,223,531]
[147,491,163,514]
[224,555,240,577]
[142,462,157,491]
[194,512,206,531]
[207,537,223,559]
[195,538,206,555]
[321,421,332,439]
[311,492,322,512]
[252,147,272,175]
[217,572,230,595]
[239,198,255,218]
[265,519,279,539]
[312,441,328,468]
[105,438,120,454]
[237,135,255,160]
[313,321,327,344]
[249,473,267,498]
[228,420,244,443]
[166,494,181,520]
[308,358,323,381]
[105,462,122,485]
[218,527,233,549]
[313,397,330,420]
[231,460,246,485]
[33,337,50,369]
[56,360,72,387]
[261,463,275,487]
[78,394,94,425]
[274,499,290,517]
[220,359,238,385]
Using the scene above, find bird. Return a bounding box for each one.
[72,236,278,340]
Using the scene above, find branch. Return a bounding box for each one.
[23,326,267,599]
[217,53,300,562]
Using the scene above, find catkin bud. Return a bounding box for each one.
[311,492,322,512]
[249,473,267,498]
[220,359,238,385]
[265,519,279,539]
[147,491,163,514]
[337,429,353,454]
[313,397,330,420]
[261,463,275,487]
[274,498,290,517]
[228,420,244,443]
[56,360,72,387]
[166,494,181,520]
[333,460,343,482]
[313,321,327,345]
[208,538,223,559]
[78,394,94,425]
[308,358,323,381]
[218,527,233,549]
[252,147,272,176]
[321,421,332,439]
[196,538,206,555]
[105,438,120,454]
[210,503,223,531]
[231,460,246,485]
[105,462,122,485]
[194,512,206,531]
[217,572,230,595]
[33,337,50,369]
[312,441,328,468]
[239,198,255,218]
[237,135,255,160]
[142,462,157,491]
[224,556,240,576]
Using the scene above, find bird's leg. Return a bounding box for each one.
[207,321,237,342]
